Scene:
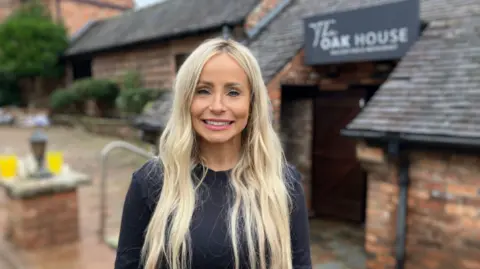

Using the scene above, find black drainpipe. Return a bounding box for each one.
[386,139,410,269]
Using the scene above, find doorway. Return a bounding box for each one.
[311,89,369,223]
[72,58,92,80]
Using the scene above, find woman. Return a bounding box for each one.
[114,37,312,269]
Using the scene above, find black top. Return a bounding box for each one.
[114,159,312,269]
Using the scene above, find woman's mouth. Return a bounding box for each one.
[202,120,234,130]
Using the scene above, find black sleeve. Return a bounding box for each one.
[287,165,313,269]
[114,159,162,269]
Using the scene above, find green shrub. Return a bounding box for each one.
[120,70,143,90]
[116,88,161,115]
[49,88,78,111]
[70,78,119,101]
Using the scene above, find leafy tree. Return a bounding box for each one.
[0,0,69,106]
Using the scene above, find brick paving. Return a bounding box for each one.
[0,126,366,269]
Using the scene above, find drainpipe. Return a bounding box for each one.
[386,139,410,269]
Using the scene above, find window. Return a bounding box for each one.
[175,53,189,73]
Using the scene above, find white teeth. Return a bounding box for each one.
[205,120,230,126]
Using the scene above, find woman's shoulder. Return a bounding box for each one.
[133,157,164,180]
[284,163,303,186]
[284,163,306,202]
[131,157,164,203]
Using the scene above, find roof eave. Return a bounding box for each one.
[63,18,245,59]
[341,128,480,154]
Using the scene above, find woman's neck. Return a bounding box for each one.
[198,139,241,171]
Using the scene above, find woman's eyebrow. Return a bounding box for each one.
[225,82,242,87]
[197,80,214,86]
[198,80,243,88]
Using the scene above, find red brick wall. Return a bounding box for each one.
[267,49,396,126]
[266,49,317,126]
[245,0,280,31]
[101,0,133,8]
[6,190,79,249]
[91,33,221,90]
[358,143,480,269]
[0,0,19,21]
[0,0,132,35]
[59,1,128,35]
[93,43,174,89]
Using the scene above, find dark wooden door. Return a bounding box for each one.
[312,91,367,223]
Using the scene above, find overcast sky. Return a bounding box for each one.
[135,0,165,8]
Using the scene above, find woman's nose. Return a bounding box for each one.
[209,93,226,112]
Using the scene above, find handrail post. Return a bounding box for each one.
[98,141,154,242]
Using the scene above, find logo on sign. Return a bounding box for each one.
[308,19,409,56]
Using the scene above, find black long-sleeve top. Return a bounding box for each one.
[114,159,312,269]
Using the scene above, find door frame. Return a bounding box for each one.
[310,87,375,223]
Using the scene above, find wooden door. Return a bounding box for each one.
[311,91,367,223]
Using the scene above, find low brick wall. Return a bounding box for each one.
[7,190,79,249]
[357,143,480,269]
[51,114,139,141]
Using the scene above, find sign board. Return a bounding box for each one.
[303,0,420,65]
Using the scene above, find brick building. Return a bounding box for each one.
[63,0,289,88]
[247,0,480,268]
[0,0,134,36]
[63,0,480,268]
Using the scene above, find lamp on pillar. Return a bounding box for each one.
[29,129,52,179]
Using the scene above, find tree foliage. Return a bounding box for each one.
[0,0,69,78]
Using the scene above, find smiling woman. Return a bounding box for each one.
[114,37,312,269]
[191,53,251,147]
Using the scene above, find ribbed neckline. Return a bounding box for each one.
[194,163,231,180]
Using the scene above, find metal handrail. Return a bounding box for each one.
[98,140,155,242]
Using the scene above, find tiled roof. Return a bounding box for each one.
[347,15,480,138]
[248,0,480,138]
[66,0,259,56]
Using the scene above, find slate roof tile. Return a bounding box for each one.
[66,0,258,56]
[247,0,480,138]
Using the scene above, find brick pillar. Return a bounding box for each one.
[280,97,313,216]
[1,164,91,250]
[357,143,398,268]
[357,142,480,269]
[6,190,79,249]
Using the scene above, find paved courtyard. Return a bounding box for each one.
[0,126,366,269]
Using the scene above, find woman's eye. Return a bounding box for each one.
[196,88,210,95]
[227,89,240,97]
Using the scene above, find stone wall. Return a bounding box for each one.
[357,143,480,269]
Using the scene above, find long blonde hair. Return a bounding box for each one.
[141,37,293,269]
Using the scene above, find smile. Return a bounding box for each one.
[202,120,234,130]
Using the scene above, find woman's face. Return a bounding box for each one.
[191,53,251,145]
